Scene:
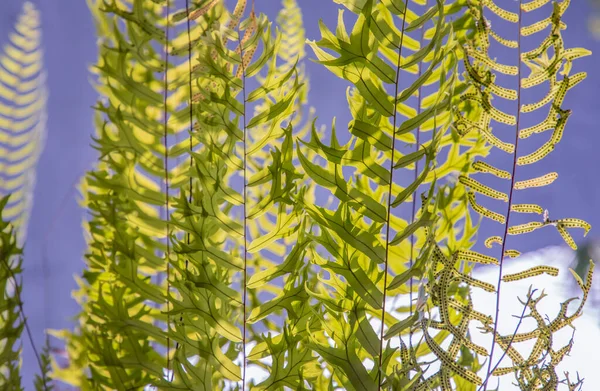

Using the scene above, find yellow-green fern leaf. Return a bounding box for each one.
[0,1,46,243]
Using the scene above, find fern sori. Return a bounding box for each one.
[0,1,47,243]
[457,0,595,388]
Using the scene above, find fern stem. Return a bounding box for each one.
[162,0,172,379]
[0,256,49,389]
[378,5,410,389]
[185,0,193,261]
[407,0,429,353]
[172,0,195,357]
[237,26,249,391]
[484,2,523,388]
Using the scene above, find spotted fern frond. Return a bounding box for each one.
[0,1,46,243]
[456,0,595,388]
[461,1,590,250]
[483,265,594,389]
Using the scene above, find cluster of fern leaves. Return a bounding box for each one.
[0,0,596,390]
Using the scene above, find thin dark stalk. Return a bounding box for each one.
[237,29,249,391]
[161,0,172,377]
[485,2,523,389]
[408,0,429,352]
[0,254,48,389]
[479,290,534,391]
[378,6,409,389]
[174,0,195,356]
[185,0,194,224]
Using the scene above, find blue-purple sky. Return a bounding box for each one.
[0,0,599,387]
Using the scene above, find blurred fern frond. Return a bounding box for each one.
[0,1,47,244]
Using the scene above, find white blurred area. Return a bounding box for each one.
[471,245,600,389]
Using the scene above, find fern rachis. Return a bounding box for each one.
[457,1,594,389]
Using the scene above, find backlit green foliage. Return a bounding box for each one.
[0,195,25,390]
[0,0,594,390]
[0,194,53,391]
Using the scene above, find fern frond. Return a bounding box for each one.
[0,195,25,389]
[57,0,317,388]
[34,341,53,391]
[302,0,494,388]
[0,2,46,243]
[457,1,595,388]
[51,0,233,387]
